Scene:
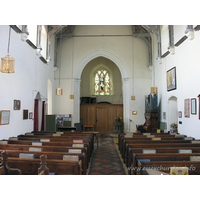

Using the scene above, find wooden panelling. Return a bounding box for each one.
[96,107,108,134]
[80,104,123,134]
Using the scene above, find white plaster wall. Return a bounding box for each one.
[130,38,152,131]
[154,25,200,139]
[54,25,152,132]
[0,25,55,140]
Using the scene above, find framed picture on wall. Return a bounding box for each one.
[167,67,176,91]
[163,112,166,120]
[23,110,28,120]
[29,112,33,119]
[0,110,10,125]
[184,99,190,118]
[14,100,21,110]
[191,98,196,115]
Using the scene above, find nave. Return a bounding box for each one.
[88,134,126,175]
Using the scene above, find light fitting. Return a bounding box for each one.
[0,26,15,73]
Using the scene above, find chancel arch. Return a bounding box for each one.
[73,50,130,132]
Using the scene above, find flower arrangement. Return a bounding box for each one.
[115,116,122,122]
[170,123,177,129]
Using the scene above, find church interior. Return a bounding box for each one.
[1,23,200,197]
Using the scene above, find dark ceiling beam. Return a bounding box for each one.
[142,25,162,62]
[132,25,152,68]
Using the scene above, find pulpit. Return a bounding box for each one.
[143,113,158,132]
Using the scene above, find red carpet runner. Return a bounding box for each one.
[89,135,125,175]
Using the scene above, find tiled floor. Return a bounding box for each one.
[88,134,126,175]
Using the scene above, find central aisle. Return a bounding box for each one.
[89,135,126,175]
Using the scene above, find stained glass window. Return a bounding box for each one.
[94,70,110,95]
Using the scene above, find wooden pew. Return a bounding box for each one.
[17,135,94,157]
[119,134,187,155]
[0,151,21,175]
[124,141,200,164]
[0,141,89,163]
[137,160,200,175]
[118,132,184,149]
[17,135,93,159]
[124,139,198,165]
[0,143,87,167]
[122,137,192,157]
[2,157,82,175]
[0,131,94,175]
[5,139,90,159]
[131,152,200,175]
[23,131,94,146]
[0,149,87,175]
[0,166,4,175]
[38,155,49,175]
[0,150,83,175]
[127,147,200,174]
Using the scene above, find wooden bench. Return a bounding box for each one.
[118,132,185,149]
[6,139,90,158]
[10,136,92,164]
[126,147,200,174]
[119,134,187,155]
[131,152,200,175]
[137,160,200,175]
[82,131,99,149]
[0,149,87,175]
[2,157,82,175]
[0,151,21,175]
[124,139,198,165]
[0,131,95,175]
[18,134,94,154]
[38,154,49,175]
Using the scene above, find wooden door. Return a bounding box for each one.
[80,104,123,134]
[96,107,108,134]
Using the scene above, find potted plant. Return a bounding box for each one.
[114,116,123,128]
[170,123,178,132]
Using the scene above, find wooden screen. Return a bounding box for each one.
[80,104,123,134]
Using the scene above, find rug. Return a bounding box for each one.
[88,135,126,175]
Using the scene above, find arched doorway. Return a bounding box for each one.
[73,50,130,132]
[168,96,178,132]
[47,79,53,114]
[34,92,46,131]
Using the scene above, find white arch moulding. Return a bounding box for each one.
[73,50,130,132]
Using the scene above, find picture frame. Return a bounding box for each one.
[23,110,28,120]
[191,98,196,115]
[163,112,166,119]
[0,110,10,125]
[184,99,190,118]
[167,67,176,91]
[29,112,33,119]
[13,100,21,110]
[178,111,182,118]
[198,94,200,120]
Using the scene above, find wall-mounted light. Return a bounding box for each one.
[185,25,194,40]
[132,111,137,115]
[169,46,175,55]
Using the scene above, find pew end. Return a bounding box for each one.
[38,154,49,175]
[0,151,22,175]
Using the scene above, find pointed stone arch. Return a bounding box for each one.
[73,50,130,132]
